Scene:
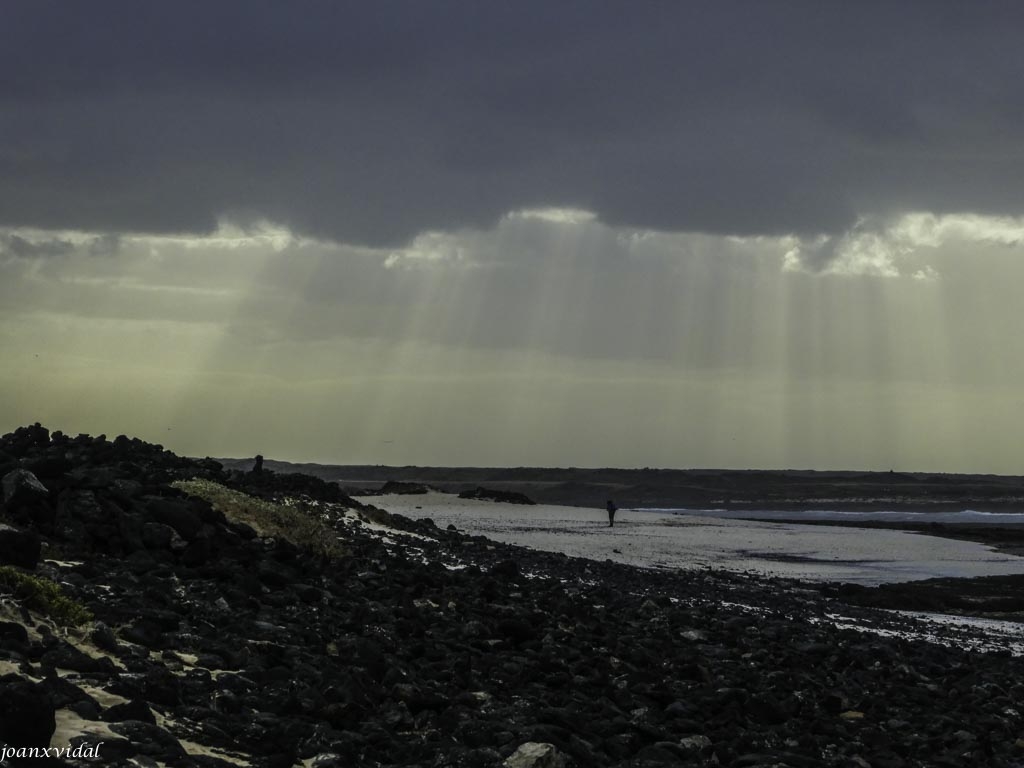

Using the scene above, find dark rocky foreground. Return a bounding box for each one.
[833,573,1024,623]
[2,425,1024,767]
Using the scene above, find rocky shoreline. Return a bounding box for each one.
[2,424,1024,767]
[223,460,1024,514]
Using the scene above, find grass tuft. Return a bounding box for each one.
[0,566,93,627]
[171,479,346,559]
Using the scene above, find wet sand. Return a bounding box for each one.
[361,492,1024,586]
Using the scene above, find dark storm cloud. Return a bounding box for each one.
[2,1,1023,246]
[0,234,75,260]
[0,232,119,262]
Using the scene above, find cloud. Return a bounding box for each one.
[0,234,76,260]
[892,213,1024,248]
[2,3,1024,247]
[783,212,1024,277]
[0,213,809,379]
[783,228,904,278]
[7,210,1024,471]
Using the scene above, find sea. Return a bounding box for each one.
[641,508,1024,524]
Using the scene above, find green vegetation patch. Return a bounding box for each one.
[0,566,93,627]
[171,479,346,559]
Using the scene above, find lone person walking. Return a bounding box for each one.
[606,499,618,527]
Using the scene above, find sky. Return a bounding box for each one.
[3,2,1024,472]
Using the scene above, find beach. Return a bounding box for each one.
[364,492,1024,586]
[6,425,1024,766]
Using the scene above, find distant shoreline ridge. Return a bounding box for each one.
[217,457,1024,512]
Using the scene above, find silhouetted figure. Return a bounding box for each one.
[606,499,618,527]
[252,454,264,474]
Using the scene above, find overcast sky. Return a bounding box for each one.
[3,2,1024,472]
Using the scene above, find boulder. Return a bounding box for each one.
[108,720,187,760]
[459,487,536,505]
[39,676,101,711]
[0,621,29,647]
[90,622,120,653]
[679,734,712,752]
[58,490,107,524]
[144,497,202,540]
[379,481,430,495]
[103,699,157,725]
[117,512,146,552]
[503,742,567,768]
[456,489,536,507]
[41,640,118,675]
[142,521,176,550]
[490,559,521,580]
[0,523,41,569]
[0,677,56,747]
[1,468,49,509]
[4,423,50,457]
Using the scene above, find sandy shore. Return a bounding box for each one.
[362,492,1024,585]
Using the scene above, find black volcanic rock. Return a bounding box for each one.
[459,486,536,505]
[1,468,50,509]
[3,423,51,457]
[144,496,204,540]
[41,639,118,675]
[0,621,29,650]
[380,480,430,495]
[0,677,56,747]
[0,523,40,569]
[109,720,186,760]
[232,468,356,504]
[3,424,1024,766]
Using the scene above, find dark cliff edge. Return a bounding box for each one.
[0,424,1022,767]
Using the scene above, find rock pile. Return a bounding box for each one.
[0,423,1023,767]
[458,487,536,505]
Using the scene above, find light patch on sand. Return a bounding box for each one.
[76,682,130,708]
[51,708,117,747]
[0,659,39,680]
[342,509,434,542]
[896,610,1024,655]
[301,756,341,768]
[157,713,252,765]
[156,650,210,679]
[812,609,1024,656]
[65,634,128,671]
[0,602,122,671]
[176,738,253,766]
[0,599,44,642]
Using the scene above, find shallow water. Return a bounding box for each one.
[644,507,1024,524]
[364,492,1024,586]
